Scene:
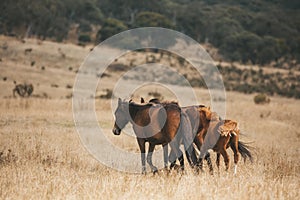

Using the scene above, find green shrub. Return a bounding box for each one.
[78,34,91,43]
[96,18,127,43]
[78,21,92,33]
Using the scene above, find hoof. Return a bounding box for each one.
[141,166,146,175]
[152,167,158,174]
[195,167,204,174]
[162,167,170,174]
[172,164,181,170]
[142,168,146,175]
[169,163,175,169]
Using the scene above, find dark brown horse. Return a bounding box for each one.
[198,107,253,174]
[112,98,186,173]
[147,98,213,171]
[145,98,198,168]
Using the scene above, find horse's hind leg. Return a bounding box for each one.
[169,140,184,171]
[169,149,177,169]
[220,148,230,172]
[204,152,213,174]
[186,146,197,168]
[147,143,158,173]
[169,148,184,170]
[163,144,168,169]
[178,150,184,171]
[230,135,239,175]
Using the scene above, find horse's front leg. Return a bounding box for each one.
[147,143,158,174]
[198,141,210,173]
[162,144,168,169]
[137,138,146,174]
[197,131,208,173]
[195,129,213,173]
[216,153,221,172]
[197,153,205,173]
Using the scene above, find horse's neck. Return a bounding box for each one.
[199,111,209,127]
[209,118,220,127]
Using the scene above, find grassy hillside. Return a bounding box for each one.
[0,35,299,99]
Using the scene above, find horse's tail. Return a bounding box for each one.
[238,141,253,163]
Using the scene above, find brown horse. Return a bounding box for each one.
[144,98,198,168]
[112,98,186,173]
[147,98,213,171]
[182,105,215,172]
[198,107,253,174]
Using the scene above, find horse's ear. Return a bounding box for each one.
[118,98,122,105]
[140,97,145,103]
[208,106,211,110]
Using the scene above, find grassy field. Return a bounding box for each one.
[0,36,299,199]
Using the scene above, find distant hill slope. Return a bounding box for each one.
[0,36,299,99]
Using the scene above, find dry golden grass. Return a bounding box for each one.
[0,36,299,199]
[0,96,299,199]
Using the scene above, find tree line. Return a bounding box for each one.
[0,0,299,65]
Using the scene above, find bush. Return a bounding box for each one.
[99,89,113,99]
[96,18,127,43]
[254,93,270,104]
[78,21,92,33]
[78,34,91,43]
[135,12,174,29]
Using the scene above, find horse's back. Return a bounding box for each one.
[133,103,181,143]
[183,106,200,132]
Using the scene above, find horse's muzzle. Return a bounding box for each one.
[112,126,121,135]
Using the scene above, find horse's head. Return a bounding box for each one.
[112,98,130,135]
[210,112,220,121]
[200,106,212,121]
[199,106,219,121]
